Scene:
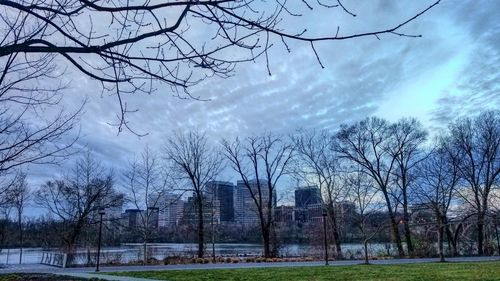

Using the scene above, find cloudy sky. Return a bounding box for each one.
[24,0,500,190]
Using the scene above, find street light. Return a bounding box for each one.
[96,208,105,272]
[322,212,328,266]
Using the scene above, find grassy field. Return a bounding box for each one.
[106,261,500,281]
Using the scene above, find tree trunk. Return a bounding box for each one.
[382,191,404,256]
[143,239,147,265]
[402,193,414,257]
[65,221,85,266]
[363,240,369,264]
[271,222,278,257]
[389,216,405,257]
[445,222,458,256]
[261,226,271,258]
[197,198,205,258]
[438,222,445,262]
[327,206,342,259]
[478,212,485,256]
[18,218,23,264]
[438,216,445,262]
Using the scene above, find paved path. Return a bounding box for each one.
[58,272,163,281]
[0,256,499,279]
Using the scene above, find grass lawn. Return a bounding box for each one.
[106,261,500,281]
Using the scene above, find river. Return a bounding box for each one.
[0,243,394,265]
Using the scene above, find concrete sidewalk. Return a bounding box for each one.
[57,272,163,281]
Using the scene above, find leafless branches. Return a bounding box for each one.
[0,26,82,174]
[414,140,459,261]
[124,146,169,264]
[0,0,440,132]
[36,151,124,265]
[163,130,223,258]
[445,110,500,255]
[335,117,405,256]
[291,129,347,258]
[222,133,293,258]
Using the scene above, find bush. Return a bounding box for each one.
[413,237,437,258]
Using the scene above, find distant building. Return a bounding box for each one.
[295,186,321,208]
[276,205,295,223]
[156,193,184,227]
[235,179,277,225]
[206,181,235,222]
[147,207,159,229]
[124,209,141,228]
[182,193,220,225]
[306,203,324,223]
[294,186,321,223]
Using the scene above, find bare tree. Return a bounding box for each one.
[336,117,405,256]
[389,118,428,257]
[446,111,500,256]
[7,170,30,264]
[0,22,82,175]
[124,146,169,264]
[0,77,82,181]
[348,165,383,264]
[36,151,124,265]
[0,1,439,131]
[223,133,293,258]
[414,140,459,261]
[292,129,347,258]
[163,130,223,258]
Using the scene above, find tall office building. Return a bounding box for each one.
[295,186,321,208]
[294,186,321,222]
[147,207,159,229]
[235,179,277,225]
[206,181,235,222]
[156,193,184,227]
[124,209,141,228]
[182,193,221,224]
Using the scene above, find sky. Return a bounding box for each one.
[22,0,500,196]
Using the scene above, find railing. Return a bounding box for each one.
[40,252,67,268]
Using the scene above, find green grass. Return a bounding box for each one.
[106,261,500,281]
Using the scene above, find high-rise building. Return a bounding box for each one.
[156,193,184,227]
[235,179,277,225]
[295,186,321,208]
[124,209,141,228]
[182,193,220,224]
[147,207,159,229]
[294,186,321,223]
[275,205,295,223]
[206,181,235,222]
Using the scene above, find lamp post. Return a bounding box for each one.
[322,212,328,265]
[96,208,105,272]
